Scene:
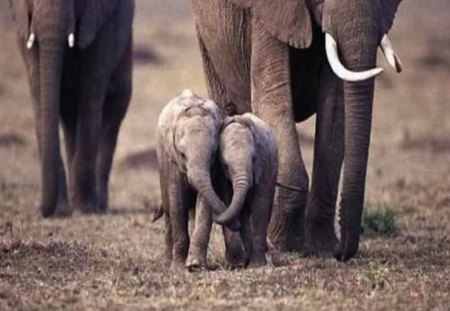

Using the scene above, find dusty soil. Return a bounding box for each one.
[0,0,449,310]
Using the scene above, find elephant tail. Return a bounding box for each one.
[152,204,164,223]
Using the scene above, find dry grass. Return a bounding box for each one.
[0,0,449,310]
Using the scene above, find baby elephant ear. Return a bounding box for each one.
[229,0,312,49]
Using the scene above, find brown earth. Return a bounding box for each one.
[0,0,449,310]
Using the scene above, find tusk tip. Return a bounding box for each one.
[26,33,35,49]
[68,33,75,48]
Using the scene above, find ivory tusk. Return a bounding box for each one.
[325,33,384,82]
[26,33,35,50]
[380,34,403,73]
[68,33,75,48]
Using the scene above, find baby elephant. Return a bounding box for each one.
[156,90,239,268]
[187,113,278,269]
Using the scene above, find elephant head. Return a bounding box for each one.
[229,0,404,260]
[8,0,125,216]
[214,114,273,225]
[164,91,233,222]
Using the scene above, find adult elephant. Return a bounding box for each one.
[191,0,403,260]
[9,0,134,217]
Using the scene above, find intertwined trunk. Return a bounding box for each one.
[216,148,253,225]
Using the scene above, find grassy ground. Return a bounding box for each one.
[0,0,449,310]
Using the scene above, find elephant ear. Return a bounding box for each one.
[381,0,403,34]
[77,0,119,49]
[228,0,313,49]
[9,0,31,39]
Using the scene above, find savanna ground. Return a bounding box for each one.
[0,0,449,310]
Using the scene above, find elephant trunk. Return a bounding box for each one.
[215,173,251,225]
[337,27,378,260]
[38,39,64,217]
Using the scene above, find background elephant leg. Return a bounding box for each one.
[186,196,212,269]
[251,19,309,252]
[305,64,344,256]
[71,87,105,214]
[96,44,131,213]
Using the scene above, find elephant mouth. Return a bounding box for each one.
[325,33,403,82]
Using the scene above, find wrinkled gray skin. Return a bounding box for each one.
[157,91,240,268]
[191,0,403,260]
[186,113,278,269]
[9,0,134,217]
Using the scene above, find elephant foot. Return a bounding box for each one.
[225,246,247,269]
[268,210,305,252]
[247,255,267,269]
[98,189,109,213]
[54,198,72,218]
[304,223,338,257]
[170,260,187,271]
[268,183,308,252]
[186,251,206,271]
[73,200,99,214]
[185,255,207,271]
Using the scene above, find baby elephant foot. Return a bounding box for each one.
[186,251,207,271]
[185,255,207,271]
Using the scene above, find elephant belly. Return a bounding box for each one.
[192,0,251,113]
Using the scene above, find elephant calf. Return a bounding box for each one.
[187,113,278,269]
[156,90,239,268]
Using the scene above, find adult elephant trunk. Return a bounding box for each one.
[38,38,64,217]
[328,29,378,260]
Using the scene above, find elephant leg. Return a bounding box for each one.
[305,64,344,257]
[197,33,242,116]
[71,86,105,214]
[186,196,212,270]
[251,19,309,252]
[59,92,79,217]
[223,226,246,269]
[167,172,195,269]
[248,186,273,267]
[239,210,253,268]
[96,43,132,213]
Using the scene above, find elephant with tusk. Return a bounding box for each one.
[186,113,278,269]
[156,90,240,268]
[191,0,404,260]
[8,0,134,217]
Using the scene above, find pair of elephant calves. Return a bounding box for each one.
[156,90,278,269]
